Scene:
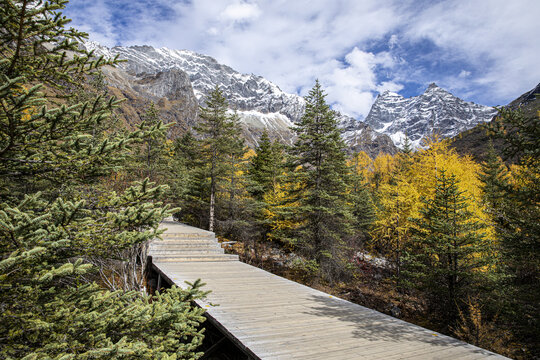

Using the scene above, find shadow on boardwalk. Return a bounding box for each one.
[303,294,495,356]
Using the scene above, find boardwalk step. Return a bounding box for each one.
[155,239,219,245]
[161,232,214,239]
[149,248,225,254]
[150,242,221,250]
[151,254,239,262]
[151,240,219,246]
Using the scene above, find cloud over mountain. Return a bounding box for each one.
[65,0,540,119]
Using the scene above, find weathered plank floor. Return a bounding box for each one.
[150,219,507,360]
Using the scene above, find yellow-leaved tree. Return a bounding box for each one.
[409,138,493,240]
[369,137,496,288]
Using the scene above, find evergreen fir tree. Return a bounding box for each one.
[248,130,284,201]
[136,102,170,181]
[0,1,206,358]
[490,107,540,353]
[288,80,353,280]
[247,130,286,259]
[192,86,243,232]
[405,170,491,326]
[168,130,198,218]
[223,112,247,222]
[402,133,413,155]
[478,141,510,224]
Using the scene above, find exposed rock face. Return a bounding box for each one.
[98,62,199,137]
[341,115,398,155]
[87,44,306,122]
[364,83,498,149]
[84,41,396,157]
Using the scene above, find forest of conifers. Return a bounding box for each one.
[1,1,538,359]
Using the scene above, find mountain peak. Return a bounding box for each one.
[424,82,449,95]
[379,90,403,99]
[81,40,397,157]
[365,85,497,149]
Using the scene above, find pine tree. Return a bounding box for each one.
[135,102,170,181]
[478,141,510,225]
[247,130,286,258]
[288,80,353,280]
[402,132,413,155]
[223,112,247,223]
[192,86,243,232]
[405,170,491,326]
[490,107,540,353]
[248,130,286,205]
[0,1,206,358]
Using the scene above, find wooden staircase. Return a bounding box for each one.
[149,222,239,262]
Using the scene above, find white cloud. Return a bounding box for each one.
[458,70,471,78]
[404,0,540,103]
[377,81,404,93]
[388,34,398,49]
[321,48,400,119]
[64,0,540,116]
[66,0,116,46]
[220,2,261,22]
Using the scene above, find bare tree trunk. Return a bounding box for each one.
[209,148,216,232]
[209,179,215,232]
[229,159,236,220]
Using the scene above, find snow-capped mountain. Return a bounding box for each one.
[364,83,498,148]
[85,43,305,122]
[84,41,397,156]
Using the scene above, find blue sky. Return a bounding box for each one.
[64,0,540,120]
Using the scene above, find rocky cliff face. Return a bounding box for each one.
[98,60,199,138]
[84,41,397,157]
[364,83,497,149]
[341,115,398,155]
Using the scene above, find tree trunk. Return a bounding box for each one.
[209,180,215,232]
[209,148,216,232]
[230,157,236,220]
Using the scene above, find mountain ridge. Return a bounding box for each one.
[84,41,398,157]
[364,82,498,149]
[449,82,540,162]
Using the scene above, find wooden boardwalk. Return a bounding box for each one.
[150,219,507,360]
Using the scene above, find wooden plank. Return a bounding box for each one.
[152,221,508,360]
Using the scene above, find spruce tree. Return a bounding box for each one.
[402,133,413,155]
[175,131,208,225]
[248,130,285,201]
[223,112,247,223]
[289,80,353,280]
[247,130,286,258]
[192,86,243,232]
[136,102,170,181]
[0,1,206,358]
[405,170,491,326]
[490,107,540,352]
[168,130,198,218]
[478,141,510,225]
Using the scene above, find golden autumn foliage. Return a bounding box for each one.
[358,138,498,257]
[350,151,374,185]
[262,179,302,246]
